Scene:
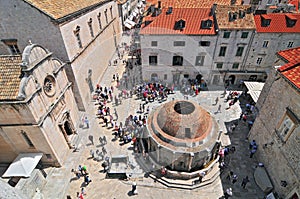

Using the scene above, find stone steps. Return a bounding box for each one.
[148,163,221,190]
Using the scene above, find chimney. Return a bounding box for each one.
[158,1,161,9]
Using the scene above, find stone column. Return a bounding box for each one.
[171,151,176,170]
[156,145,161,162]
[188,152,194,171]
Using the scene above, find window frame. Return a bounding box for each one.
[216,63,223,69]
[223,31,231,38]
[199,41,210,47]
[241,32,249,38]
[262,41,269,48]
[173,41,185,47]
[88,18,94,38]
[287,41,294,48]
[149,55,158,65]
[74,26,83,48]
[232,63,239,69]
[1,39,21,55]
[151,41,158,47]
[236,46,244,56]
[276,108,299,142]
[219,46,227,56]
[97,13,102,30]
[195,55,205,66]
[172,55,183,66]
[256,57,263,65]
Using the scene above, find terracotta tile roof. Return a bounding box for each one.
[145,0,242,9]
[277,47,300,89]
[215,5,256,30]
[254,13,300,33]
[24,0,108,20]
[140,8,216,35]
[0,56,22,101]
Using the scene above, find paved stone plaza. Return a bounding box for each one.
[35,33,266,199]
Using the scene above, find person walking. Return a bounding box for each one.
[241,176,250,188]
[84,117,89,128]
[215,97,219,105]
[232,174,238,184]
[224,188,232,199]
[217,104,222,113]
[131,182,138,195]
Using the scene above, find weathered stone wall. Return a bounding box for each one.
[249,68,300,198]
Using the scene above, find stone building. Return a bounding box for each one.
[139,0,300,86]
[0,44,79,168]
[248,47,300,199]
[0,0,122,111]
[140,100,220,178]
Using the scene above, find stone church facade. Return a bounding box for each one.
[0,0,122,111]
[0,44,79,167]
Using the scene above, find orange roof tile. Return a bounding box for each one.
[145,0,242,9]
[0,56,22,101]
[277,47,300,89]
[24,0,108,20]
[254,13,300,33]
[215,5,256,30]
[140,8,216,35]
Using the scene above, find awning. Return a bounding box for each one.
[244,81,265,103]
[2,153,43,178]
[124,22,133,29]
[125,19,136,26]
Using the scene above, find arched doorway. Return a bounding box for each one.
[151,73,158,82]
[228,75,236,84]
[59,111,76,148]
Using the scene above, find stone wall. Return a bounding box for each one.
[249,68,300,198]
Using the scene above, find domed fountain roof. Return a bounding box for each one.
[156,100,212,140]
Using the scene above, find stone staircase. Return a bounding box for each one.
[148,163,221,190]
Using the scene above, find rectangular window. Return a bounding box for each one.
[287,41,294,48]
[174,41,185,46]
[74,26,82,48]
[232,63,239,69]
[199,41,210,46]
[241,32,249,38]
[151,41,158,46]
[110,6,113,19]
[216,63,223,69]
[276,108,299,142]
[88,18,94,37]
[195,56,205,66]
[223,31,231,38]
[173,56,183,66]
[1,39,21,55]
[236,47,244,56]
[104,9,108,24]
[21,131,35,148]
[219,46,227,56]
[46,154,52,159]
[149,56,157,65]
[262,41,269,48]
[97,13,102,29]
[164,74,167,80]
[257,57,263,65]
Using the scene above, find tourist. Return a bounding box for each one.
[84,117,89,128]
[81,187,86,196]
[71,168,81,179]
[77,192,84,199]
[232,174,238,184]
[84,175,92,185]
[241,176,250,188]
[90,149,95,159]
[131,182,138,195]
[226,171,233,181]
[224,187,233,199]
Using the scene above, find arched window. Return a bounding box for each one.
[151,73,158,81]
[73,26,82,48]
[97,13,102,30]
[88,18,94,37]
